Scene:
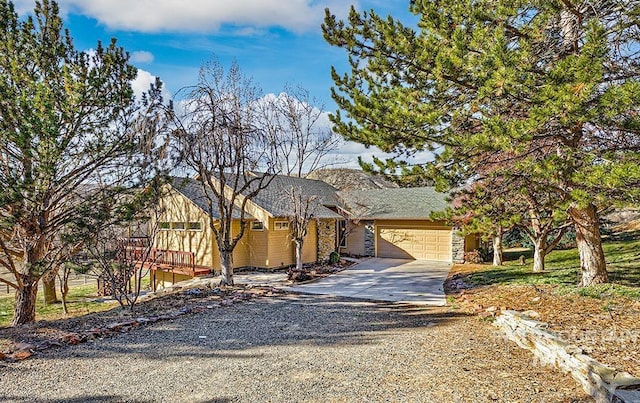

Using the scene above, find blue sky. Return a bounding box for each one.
[13,0,420,168]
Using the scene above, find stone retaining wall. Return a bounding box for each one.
[494,310,640,403]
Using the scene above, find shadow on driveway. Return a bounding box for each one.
[286,258,452,305]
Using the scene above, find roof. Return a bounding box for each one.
[242,174,343,219]
[168,177,251,220]
[337,187,449,220]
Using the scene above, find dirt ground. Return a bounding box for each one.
[0,286,589,402]
[446,264,640,378]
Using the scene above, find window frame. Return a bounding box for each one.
[274,221,290,231]
[171,222,186,231]
[250,221,265,231]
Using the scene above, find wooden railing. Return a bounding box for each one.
[151,249,195,269]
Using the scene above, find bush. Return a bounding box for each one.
[329,251,340,264]
[464,250,484,264]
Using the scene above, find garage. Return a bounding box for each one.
[376,224,452,261]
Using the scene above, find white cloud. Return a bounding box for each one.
[131,51,154,64]
[131,69,171,102]
[11,0,356,33]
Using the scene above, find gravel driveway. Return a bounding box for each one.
[0,294,590,402]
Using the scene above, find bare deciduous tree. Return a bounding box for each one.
[282,186,319,271]
[259,85,343,178]
[171,59,277,286]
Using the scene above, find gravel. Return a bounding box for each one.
[0,293,591,402]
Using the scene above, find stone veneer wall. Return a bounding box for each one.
[363,220,375,257]
[452,230,465,263]
[317,219,337,262]
[495,310,640,403]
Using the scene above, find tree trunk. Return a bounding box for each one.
[42,269,59,305]
[569,204,608,286]
[219,250,234,286]
[12,276,39,326]
[492,235,503,266]
[295,239,304,271]
[532,239,546,273]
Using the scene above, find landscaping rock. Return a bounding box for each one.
[495,310,640,402]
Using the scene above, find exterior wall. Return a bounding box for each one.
[154,270,193,289]
[155,187,255,273]
[156,187,321,271]
[302,219,318,263]
[155,188,216,268]
[267,217,295,268]
[317,218,337,262]
[464,233,481,252]
[341,221,366,256]
[245,221,269,268]
[232,220,251,268]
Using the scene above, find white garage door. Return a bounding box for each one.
[376,226,452,261]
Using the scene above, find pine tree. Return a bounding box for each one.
[323,1,640,285]
[0,0,165,325]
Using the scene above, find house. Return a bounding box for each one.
[151,176,343,288]
[337,187,479,262]
[148,174,479,289]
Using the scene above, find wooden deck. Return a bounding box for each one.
[118,238,212,291]
[145,249,211,291]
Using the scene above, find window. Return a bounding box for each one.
[274,221,290,230]
[251,221,264,230]
[159,222,171,231]
[171,222,186,230]
[338,220,347,248]
[187,222,202,231]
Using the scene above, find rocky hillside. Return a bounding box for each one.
[307,168,399,191]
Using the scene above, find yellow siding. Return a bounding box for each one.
[154,271,193,289]
[263,217,318,269]
[341,222,366,256]
[267,217,295,268]
[302,219,317,263]
[154,188,215,268]
[374,219,451,229]
[156,184,321,271]
[246,222,269,267]
[232,220,251,268]
[464,234,480,252]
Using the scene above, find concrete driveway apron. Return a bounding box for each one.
[286,258,452,305]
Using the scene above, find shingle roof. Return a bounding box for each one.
[246,174,343,219]
[168,177,252,220]
[337,187,449,220]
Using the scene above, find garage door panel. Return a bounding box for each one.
[377,226,452,261]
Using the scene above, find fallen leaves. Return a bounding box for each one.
[446,264,640,378]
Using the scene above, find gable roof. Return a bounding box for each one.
[168,177,252,220]
[337,187,449,220]
[247,174,343,219]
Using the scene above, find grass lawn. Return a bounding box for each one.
[0,282,130,328]
[461,238,640,298]
[447,237,640,377]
